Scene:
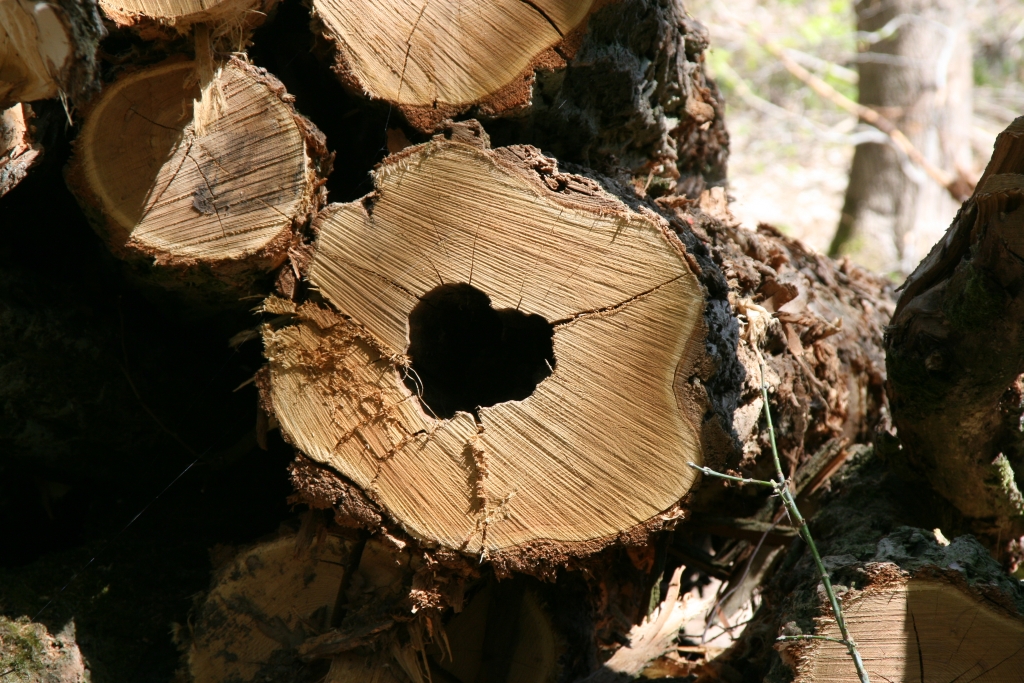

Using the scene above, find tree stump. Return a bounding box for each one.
[66,57,331,304]
[261,122,722,565]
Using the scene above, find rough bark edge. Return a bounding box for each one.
[65,56,333,304]
[310,8,595,133]
[56,0,106,106]
[885,116,1024,536]
[98,0,278,41]
[0,104,43,198]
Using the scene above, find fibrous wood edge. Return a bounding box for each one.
[311,0,597,132]
[0,103,42,197]
[97,0,275,38]
[263,133,712,561]
[186,529,351,683]
[67,57,330,299]
[791,566,1024,683]
[0,0,104,109]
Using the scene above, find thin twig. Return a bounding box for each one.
[756,360,871,683]
[690,358,871,683]
[777,635,849,644]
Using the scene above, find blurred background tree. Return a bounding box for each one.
[689,0,1024,278]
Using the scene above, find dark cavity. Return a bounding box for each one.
[404,283,556,420]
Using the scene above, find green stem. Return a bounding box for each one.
[687,462,776,488]
[777,635,848,644]
[757,361,870,683]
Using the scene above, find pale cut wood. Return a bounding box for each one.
[798,576,1024,683]
[187,531,351,683]
[98,0,273,35]
[0,0,103,108]
[313,0,596,131]
[0,103,41,196]
[263,134,707,559]
[67,57,328,298]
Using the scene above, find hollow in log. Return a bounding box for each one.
[261,121,729,566]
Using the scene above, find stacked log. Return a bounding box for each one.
[3,1,1024,682]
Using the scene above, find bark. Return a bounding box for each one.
[829,0,973,275]
[719,458,1024,683]
[885,116,1024,546]
[313,0,728,192]
[0,616,88,683]
[0,104,42,197]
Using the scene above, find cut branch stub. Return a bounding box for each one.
[67,58,330,301]
[312,0,596,131]
[263,131,708,560]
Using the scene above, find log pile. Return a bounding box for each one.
[2,1,1023,682]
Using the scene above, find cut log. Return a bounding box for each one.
[67,57,331,304]
[0,0,104,109]
[312,0,727,190]
[0,103,42,197]
[720,461,1024,683]
[97,0,276,38]
[886,116,1024,541]
[261,122,721,564]
[312,0,595,131]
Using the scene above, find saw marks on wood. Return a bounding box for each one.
[69,58,320,274]
[188,532,350,683]
[264,139,706,556]
[798,577,1024,683]
[313,0,595,128]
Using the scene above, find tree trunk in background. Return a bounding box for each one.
[829,0,973,276]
